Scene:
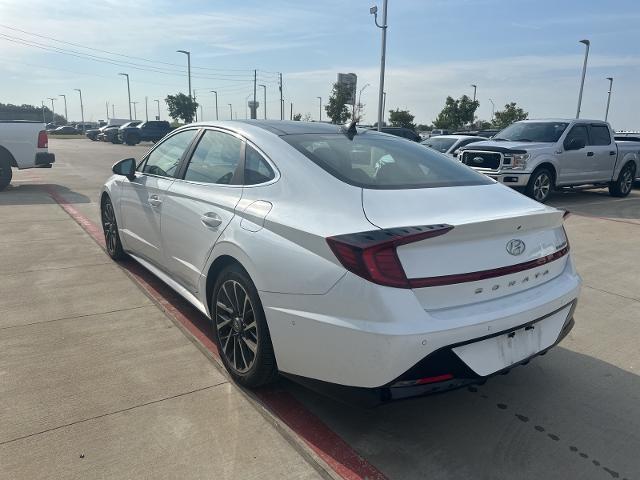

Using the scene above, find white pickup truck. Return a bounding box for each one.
[0,121,55,191]
[458,119,640,202]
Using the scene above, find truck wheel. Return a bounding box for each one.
[126,134,140,146]
[609,163,635,197]
[0,157,12,191]
[525,167,554,203]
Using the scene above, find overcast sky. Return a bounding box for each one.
[1,0,639,129]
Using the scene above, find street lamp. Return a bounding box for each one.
[470,84,477,102]
[259,84,267,119]
[317,96,322,122]
[41,100,46,123]
[356,83,370,118]
[177,49,193,120]
[118,73,132,120]
[47,97,57,123]
[605,77,613,122]
[576,39,590,119]
[370,1,388,131]
[154,99,160,120]
[228,103,233,120]
[59,94,68,124]
[131,101,138,120]
[210,90,218,120]
[489,98,495,121]
[74,89,84,132]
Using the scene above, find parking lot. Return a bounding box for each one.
[1,138,639,480]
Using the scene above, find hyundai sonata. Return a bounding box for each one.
[101,121,581,398]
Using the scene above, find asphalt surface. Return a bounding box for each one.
[2,138,639,480]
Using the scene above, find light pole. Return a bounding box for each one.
[317,96,322,122]
[228,103,233,120]
[370,1,388,131]
[74,89,84,132]
[576,39,590,119]
[48,97,56,123]
[59,94,68,124]
[118,73,132,120]
[131,102,138,120]
[177,50,193,120]
[145,96,149,122]
[210,90,218,120]
[605,77,613,122]
[489,98,495,121]
[41,101,46,123]
[259,84,267,119]
[356,83,370,119]
[471,84,477,102]
[112,104,115,118]
[154,99,160,120]
[382,91,386,123]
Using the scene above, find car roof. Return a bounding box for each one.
[189,119,386,137]
[425,135,479,140]
[517,118,606,124]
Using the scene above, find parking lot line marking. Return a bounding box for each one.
[45,185,389,480]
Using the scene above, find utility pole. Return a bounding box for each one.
[576,39,590,119]
[259,84,267,119]
[118,73,132,120]
[48,98,56,122]
[154,99,160,120]
[131,101,138,120]
[370,0,388,131]
[145,96,149,121]
[251,69,257,119]
[605,77,613,122]
[317,96,322,122]
[279,73,284,120]
[210,91,218,120]
[290,102,293,120]
[74,89,84,132]
[228,103,233,120]
[59,94,67,123]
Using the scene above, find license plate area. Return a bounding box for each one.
[452,305,571,376]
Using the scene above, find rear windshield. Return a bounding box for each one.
[283,132,492,189]
[493,122,569,143]
[422,137,457,153]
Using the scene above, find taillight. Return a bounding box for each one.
[326,224,454,288]
[37,130,48,149]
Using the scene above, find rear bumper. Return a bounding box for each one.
[35,152,55,166]
[262,255,581,389]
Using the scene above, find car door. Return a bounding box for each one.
[558,124,590,185]
[118,129,199,267]
[588,124,617,181]
[161,128,244,292]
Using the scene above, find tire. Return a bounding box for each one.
[609,163,636,197]
[211,264,277,387]
[126,134,140,146]
[525,167,554,203]
[101,196,126,260]
[0,157,12,191]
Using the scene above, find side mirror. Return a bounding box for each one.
[112,158,136,180]
[565,137,585,151]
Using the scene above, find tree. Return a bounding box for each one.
[165,93,198,124]
[324,82,352,124]
[416,123,434,132]
[493,102,528,129]
[0,103,66,124]
[475,119,493,130]
[433,95,479,130]
[292,113,302,121]
[388,109,416,130]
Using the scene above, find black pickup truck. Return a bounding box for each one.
[119,121,172,145]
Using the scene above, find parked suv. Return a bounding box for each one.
[458,119,640,202]
[119,120,171,145]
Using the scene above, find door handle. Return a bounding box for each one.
[201,212,222,228]
[586,151,594,157]
[609,151,616,156]
[148,195,162,207]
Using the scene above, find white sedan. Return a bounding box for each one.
[422,134,487,158]
[101,121,581,398]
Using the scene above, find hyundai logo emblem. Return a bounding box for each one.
[506,239,526,256]
[472,156,484,164]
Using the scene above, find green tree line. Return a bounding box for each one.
[0,102,67,124]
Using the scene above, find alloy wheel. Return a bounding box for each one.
[215,280,258,374]
[101,200,118,255]
[533,173,551,201]
[621,168,634,195]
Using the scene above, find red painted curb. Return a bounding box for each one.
[46,187,388,480]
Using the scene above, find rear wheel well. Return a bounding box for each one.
[533,163,556,184]
[0,146,17,168]
[205,255,246,312]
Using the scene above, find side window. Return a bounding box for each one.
[245,145,275,185]
[141,129,197,177]
[184,130,242,184]
[564,125,588,149]
[590,125,611,145]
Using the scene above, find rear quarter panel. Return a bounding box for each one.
[0,122,43,169]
